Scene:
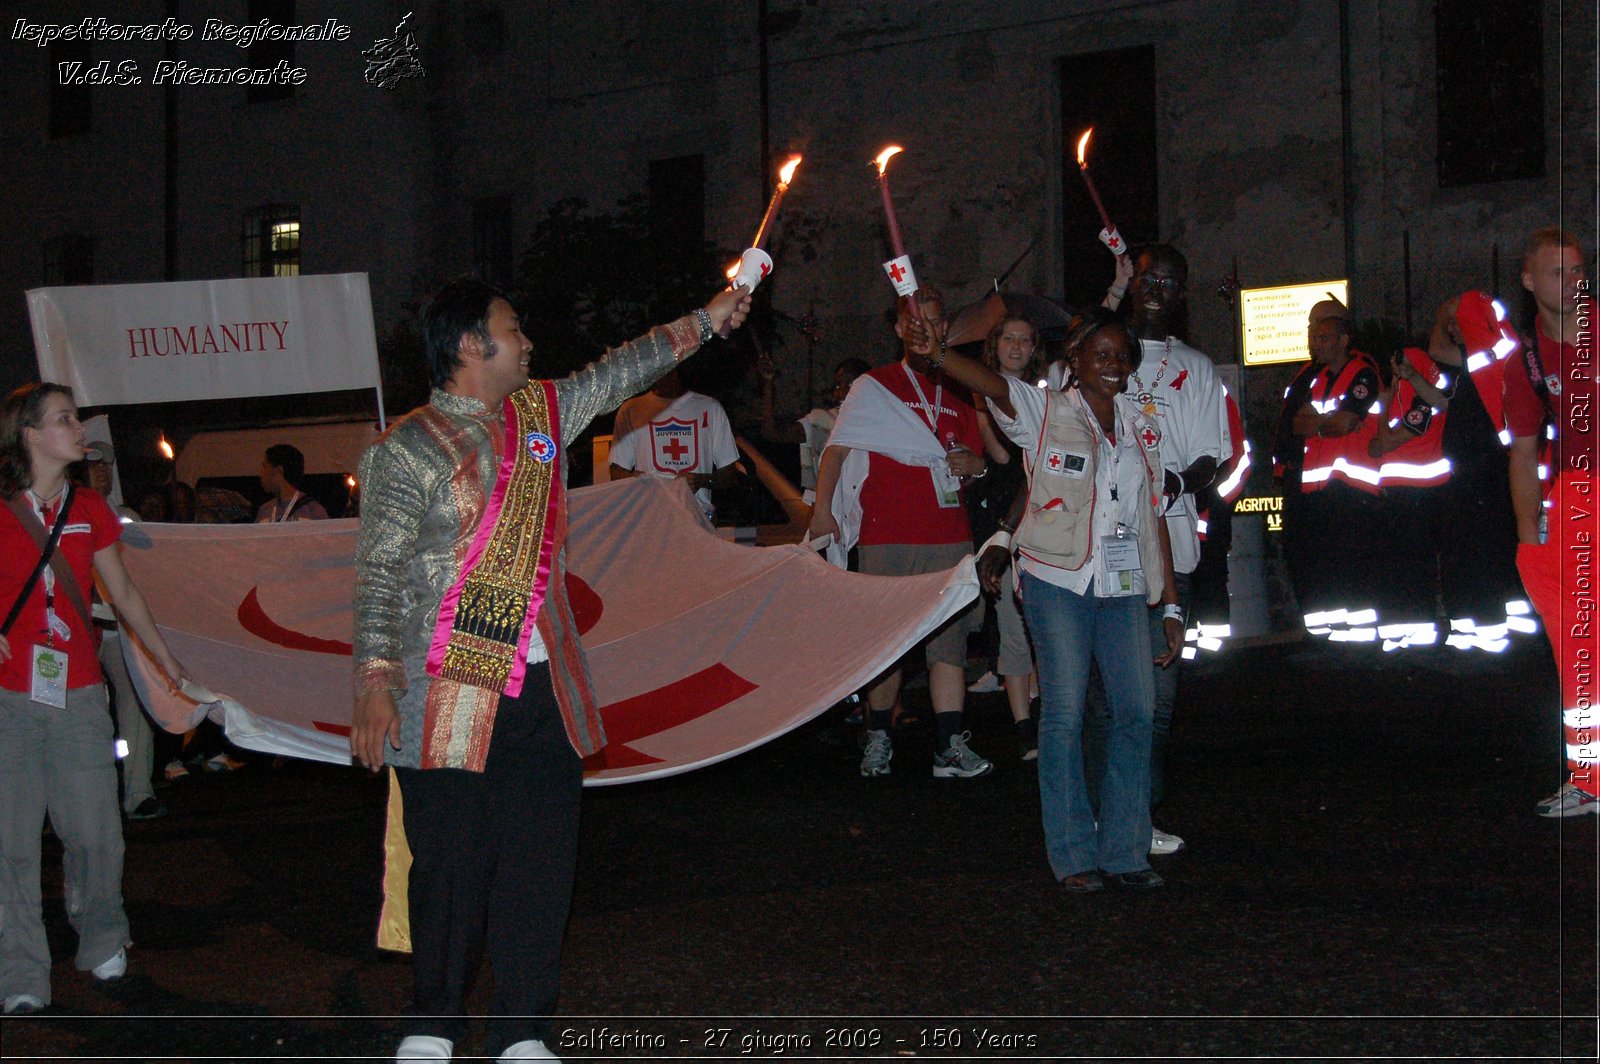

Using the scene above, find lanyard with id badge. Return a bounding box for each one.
[903,365,963,508]
[1,486,76,708]
[1092,407,1144,595]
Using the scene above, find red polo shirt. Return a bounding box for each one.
[0,487,122,692]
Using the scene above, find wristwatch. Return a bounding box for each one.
[694,308,715,344]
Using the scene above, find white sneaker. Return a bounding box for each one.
[396,1034,453,1061]
[1150,828,1186,855]
[499,1038,561,1061]
[966,670,1002,693]
[1535,782,1600,817]
[91,947,126,981]
[4,993,45,1014]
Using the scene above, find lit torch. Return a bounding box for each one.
[752,154,802,251]
[873,144,923,322]
[157,435,174,461]
[1075,128,1125,257]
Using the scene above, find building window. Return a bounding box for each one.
[49,39,92,138]
[243,205,301,277]
[43,234,94,285]
[248,0,297,104]
[1059,45,1158,308]
[1436,0,1542,187]
[647,155,705,270]
[473,195,515,288]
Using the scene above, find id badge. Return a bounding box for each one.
[930,463,962,509]
[1100,533,1141,595]
[31,644,68,708]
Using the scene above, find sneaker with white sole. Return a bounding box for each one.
[396,1034,454,1061]
[932,731,993,778]
[1150,827,1186,855]
[499,1038,561,1061]
[966,670,1002,693]
[91,947,126,981]
[1536,782,1600,817]
[860,729,893,777]
[4,993,45,1014]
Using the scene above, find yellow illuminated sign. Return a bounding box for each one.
[1240,280,1349,366]
[1233,494,1285,532]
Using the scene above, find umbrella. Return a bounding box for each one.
[946,290,1077,348]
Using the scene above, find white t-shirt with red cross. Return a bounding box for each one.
[609,390,740,517]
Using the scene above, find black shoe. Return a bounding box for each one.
[1059,871,1104,893]
[128,798,167,820]
[1016,718,1038,762]
[1105,869,1164,890]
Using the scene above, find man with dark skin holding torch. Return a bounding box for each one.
[809,288,995,780]
[1082,244,1229,856]
[1506,228,1598,818]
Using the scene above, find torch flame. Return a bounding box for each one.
[157,436,174,460]
[1076,128,1093,167]
[345,474,357,489]
[873,145,904,176]
[725,261,741,280]
[778,154,802,186]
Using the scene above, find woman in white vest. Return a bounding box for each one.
[921,310,1183,892]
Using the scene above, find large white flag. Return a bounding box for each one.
[27,273,380,406]
[120,477,979,785]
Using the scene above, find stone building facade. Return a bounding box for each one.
[3,0,1593,447]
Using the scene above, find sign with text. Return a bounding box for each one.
[27,273,380,405]
[1239,280,1349,366]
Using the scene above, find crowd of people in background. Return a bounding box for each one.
[0,220,1591,1062]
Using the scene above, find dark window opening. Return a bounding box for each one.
[1436,0,1542,186]
[473,195,516,288]
[49,39,92,138]
[248,0,297,104]
[648,155,706,272]
[43,234,95,285]
[1059,46,1158,309]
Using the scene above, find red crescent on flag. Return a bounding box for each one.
[238,587,354,656]
[583,663,759,772]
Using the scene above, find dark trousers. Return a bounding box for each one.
[394,663,582,1055]
[1285,482,1382,616]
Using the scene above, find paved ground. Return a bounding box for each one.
[5,636,1597,1061]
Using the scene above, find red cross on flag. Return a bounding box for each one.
[882,255,918,297]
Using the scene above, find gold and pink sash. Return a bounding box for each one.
[425,381,562,698]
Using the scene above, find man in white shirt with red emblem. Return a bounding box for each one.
[608,368,740,522]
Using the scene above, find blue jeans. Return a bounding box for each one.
[1021,572,1154,878]
[1085,570,1192,809]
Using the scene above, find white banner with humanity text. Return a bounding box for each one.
[118,477,979,785]
[27,272,380,406]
